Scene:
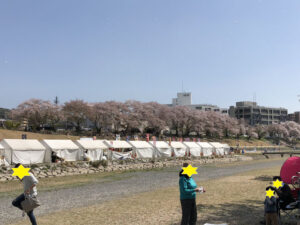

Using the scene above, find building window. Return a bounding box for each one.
[244,108,251,113]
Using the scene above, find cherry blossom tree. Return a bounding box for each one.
[12,99,62,131]
[254,125,267,140]
[62,100,90,132]
[88,102,112,135]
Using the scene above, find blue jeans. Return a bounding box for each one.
[12,193,37,225]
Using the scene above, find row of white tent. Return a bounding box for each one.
[0,139,230,165]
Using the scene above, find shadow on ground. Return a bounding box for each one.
[253,175,274,182]
[172,200,298,225]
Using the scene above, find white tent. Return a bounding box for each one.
[149,141,172,158]
[75,140,107,161]
[183,142,201,157]
[1,139,47,164]
[222,143,231,155]
[170,141,187,157]
[42,140,83,162]
[128,141,154,159]
[0,143,9,166]
[104,140,133,160]
[209,142,225,156]
[0,143,4,156]
[197,142,213,157]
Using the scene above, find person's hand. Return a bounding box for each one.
[195,188,202,192]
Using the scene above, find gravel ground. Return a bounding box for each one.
[0,158,285,225]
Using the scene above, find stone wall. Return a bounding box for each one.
[0,155,252,182]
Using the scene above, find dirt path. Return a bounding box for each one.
[0,158,286,225]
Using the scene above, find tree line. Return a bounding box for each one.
[9,99,300,145]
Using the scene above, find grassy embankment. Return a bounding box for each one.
[0,129,78,140]
[9,161,294,225]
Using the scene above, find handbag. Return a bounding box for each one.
[21,195,41,213]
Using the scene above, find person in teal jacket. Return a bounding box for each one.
[179,163,203,225]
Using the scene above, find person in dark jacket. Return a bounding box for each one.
[272,176,294,209]
[179,162,204,225]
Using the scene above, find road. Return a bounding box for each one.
[0,158,285,225]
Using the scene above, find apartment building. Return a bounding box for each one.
[288,111,300,124]
[229,101,288,125]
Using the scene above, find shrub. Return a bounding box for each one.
[90,160,101,168]
[31,164,39,169]
[4,120,20,130]
[90,160,108,168]
[100,160,108,167]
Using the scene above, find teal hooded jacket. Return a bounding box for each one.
[179,173,197,200]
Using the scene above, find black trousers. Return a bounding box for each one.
[180,198,197,225]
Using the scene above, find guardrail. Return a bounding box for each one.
[262,150,300,158]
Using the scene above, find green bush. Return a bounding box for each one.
[90,160,101,168]
[100,160,108,167]
[4,120,20,130]
[90,160,108,168]
[30,164,39,169]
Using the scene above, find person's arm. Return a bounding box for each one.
[180,178,198,194]
[25,174,38,194]
[25,184,36,194]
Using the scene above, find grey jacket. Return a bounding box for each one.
[264,196,277,213]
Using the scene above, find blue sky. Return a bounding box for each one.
[1,0,300,112]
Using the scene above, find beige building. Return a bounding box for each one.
[170,92,228,114]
